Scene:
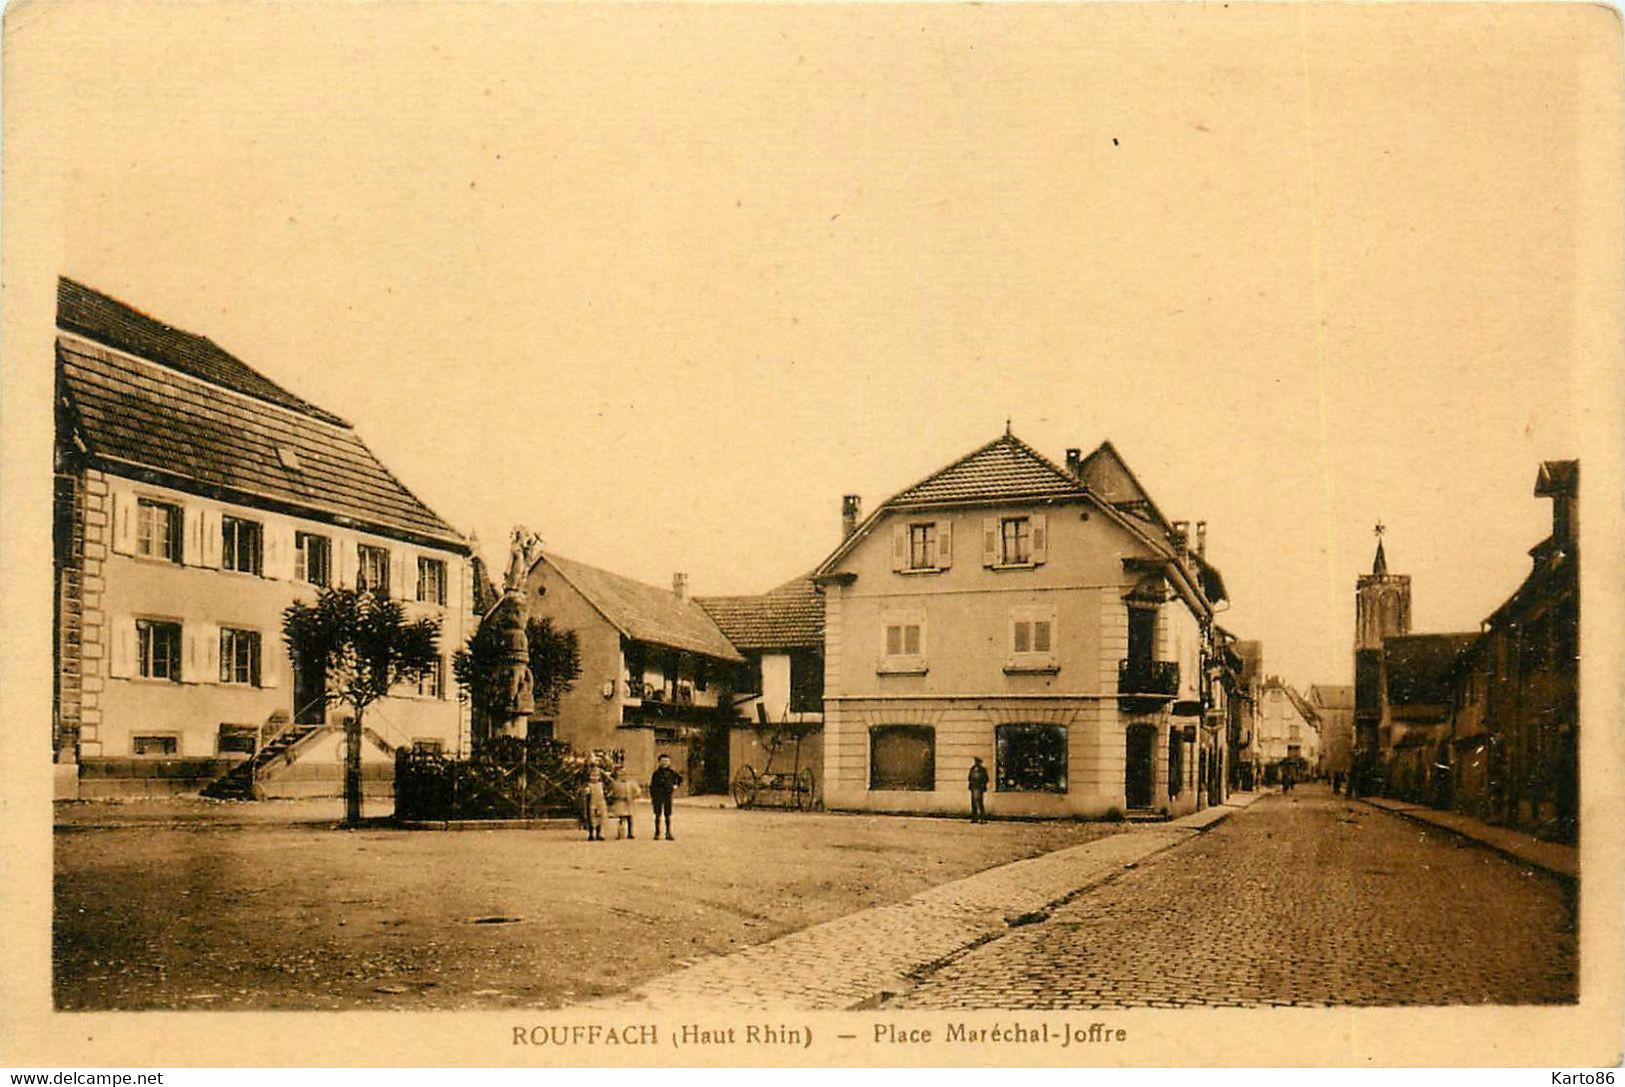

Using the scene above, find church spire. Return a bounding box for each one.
[1371,522,1388,576]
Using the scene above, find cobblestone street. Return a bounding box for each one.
[890,787,1578,1008]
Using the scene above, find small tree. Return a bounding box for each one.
[453,616,582,743]
[283,587,441,826]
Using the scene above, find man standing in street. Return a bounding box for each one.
[650,753,683,841]
[968,756,990,823]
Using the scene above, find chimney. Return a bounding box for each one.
[1170,520,1190,558]
[1065,448,1082,478]
[841,494,862,539]
[672,572,688,602]
[1195,521,1208,558]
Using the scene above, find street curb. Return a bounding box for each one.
[1354,799,1576,882]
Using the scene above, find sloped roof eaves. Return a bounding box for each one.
[58,277,347,426]
[541,552,744,663]
[1384,634,1477,706]
[695,576,824,651]
[59,337,466,549]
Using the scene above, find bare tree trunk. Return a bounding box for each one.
[344,712,363,827]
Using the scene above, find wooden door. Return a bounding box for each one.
[1126,725,1155,809]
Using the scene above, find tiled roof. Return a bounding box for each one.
[58,278,346,426]
[1309,684,1355,710]
[1384,633,1478,706]
[888,432,1085,506]
[539,552,743,662]
[696,574,823,651]
[57,281,465,549]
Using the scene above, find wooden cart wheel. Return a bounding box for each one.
[794,767,815,811]
[731,765,758,809]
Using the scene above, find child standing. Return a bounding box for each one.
[583,766,609,841]
[609,767,641,839]
[649,753,683,841]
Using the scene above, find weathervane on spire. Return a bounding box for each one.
[1374,521,1386,539]
[1005,417,1012,437]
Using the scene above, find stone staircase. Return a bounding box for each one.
[201,710,331,800]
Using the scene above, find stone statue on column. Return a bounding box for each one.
[491,526,543,739]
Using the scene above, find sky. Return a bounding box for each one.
[5,2,1611,690]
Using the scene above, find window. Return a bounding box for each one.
[221,516,263,575]
[417,557,446,605]
[880,610,927,674]
[1006,604,1058,672]
[1000,517,1031,565]
[295,532,331,586]
[137,619,182,681]
[135,499,181,562]
[357,545,390,595]
[219,628,262,686]
[908,523,937,570]
[995,723,1068,792]
[218,724,259,755]
[418,657,444,699]
[131,734,179,757]
[1168,730,1184,798]
[869,725,935,791]
[886,623,922,656]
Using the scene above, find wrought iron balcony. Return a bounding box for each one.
[1118,659,1180,714]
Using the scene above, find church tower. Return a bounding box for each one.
[1355,531,1411,649]
[1353,525,1410,768]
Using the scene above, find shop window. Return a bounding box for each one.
[869,725,935,791]
[995,723,1067,792]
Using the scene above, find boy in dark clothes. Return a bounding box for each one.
[967,756,990,823]
[649,753,683,841]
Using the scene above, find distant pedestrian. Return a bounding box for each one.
[583,766,609,841]
[649,753,683,841]
[967,757,990,822]
[609,767,640,839]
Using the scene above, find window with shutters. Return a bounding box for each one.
[417,557,447,605]
[295,532,331,586]
[221,517,263,575]
[879,609,927,674]
[219,628,262,686]
[995,723,1068,792]
[983,513,1046,569]
[135,499,182,562]
[1006,606,1059,673]
[869,725,935,791]
[357,545,390,595]
[137,620,182,682]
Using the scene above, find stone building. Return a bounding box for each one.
[1353,535,1410,791]
[1309,683,1355,779]
[520,552,744,789]
[1253,677,1320,783]
[53,279,475,798]
[813,430,1228,819]
[1447,461,1579,841]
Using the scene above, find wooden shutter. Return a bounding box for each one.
[200,506,223,568]
[108,616,134,678]
[891,523,906,572]
[110,490,137,555]
[260,633,282,688]
[982,518,998,567]
[936,520,952,569]
[264,519,297,580]
[184,622,218,684]
[182,506,205,566]
[1031,513,1049,565]
[390,548,407,599]
[336,536,357,587]
[400,548,419,601]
